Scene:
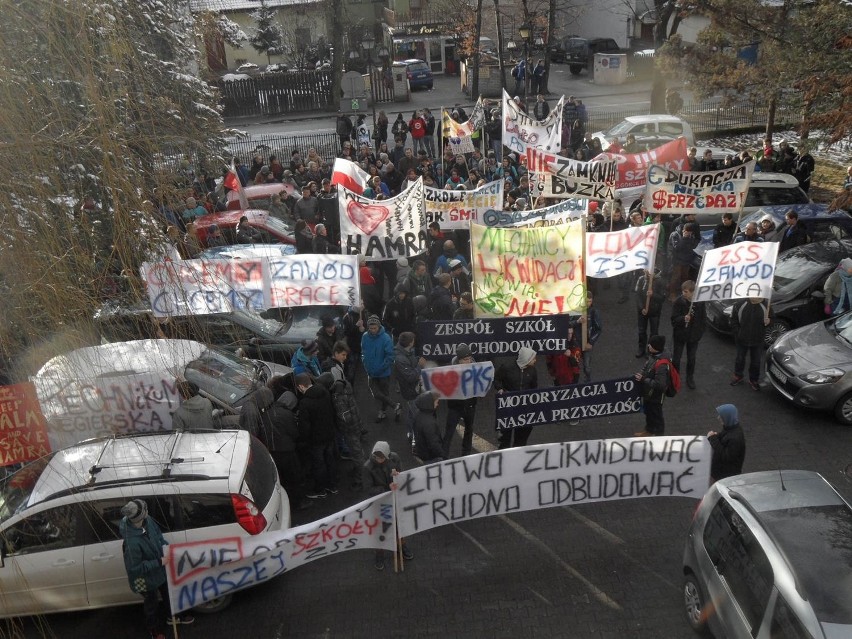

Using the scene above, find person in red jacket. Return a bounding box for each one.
[408,110,427,156]
[547,326,582,387]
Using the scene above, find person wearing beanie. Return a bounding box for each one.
[633,334,671,436]
[823,258,852,315]
[364,441,413,569]
[316,315,343,363]
[292,338,322,377]
[495,346,539,449]
[120,499,194,635]
[449,259,471,300]
[443,344,479,457]
[394,331,426,447]
[362,314,397,422]
[396,256,412,285]
[382,281,416,340]
[707,404,746,482]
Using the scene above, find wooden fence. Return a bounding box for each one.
[217,70,334,118]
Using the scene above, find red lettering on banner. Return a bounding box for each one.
[587,227,657,256]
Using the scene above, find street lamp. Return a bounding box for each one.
[518,22,532,106]
[361,34,378,133]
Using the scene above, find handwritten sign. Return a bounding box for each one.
[527,148,618,200]
[420,362,494,400]
[424,181,504,229]
[694,241,779,302]
[167,492,396,614]
[645,161,755,214]
[470,220,585,317]
[417,315,575,360]
[495,377,642,429]
[506,198,589,228]
[0,383,51,466]
[339,179,427,260]
[441,98,486,138]
[265,255,359,308]
[585,224,660,278]
[605,138,689,190]
[447,135,475,154]
[502,90,564,155]
[395,436,712,535]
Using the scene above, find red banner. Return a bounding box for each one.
[603,138,690,190]
[0,382,52,466]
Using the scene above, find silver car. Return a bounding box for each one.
[682,470,852,638]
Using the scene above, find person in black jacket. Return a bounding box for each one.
[382,281,416,340]
[413,391,444,464]
[712,213,736,248]
[495,346,539,449]
[667,222,700,301]
[363,441,413,570]
[670,280,706,390]
[778,210,809,252]
[707,403,746,482]
[730,298,770,390]
[428,273,455,320]
[265,377,312,511]
[443,344,478,458]
[295,372,338,498]
[634,335,670,437]
[635,269,665,358]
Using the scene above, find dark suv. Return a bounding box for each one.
[555,37,622,75]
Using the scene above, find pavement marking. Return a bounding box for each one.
[498,514,623,611]
[466,427,496,453]
[563,508,626,546]
[453,524,494,557]
[526,586,553,606]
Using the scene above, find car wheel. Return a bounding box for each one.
[427,83,433,89]
[193,594,233,614]
[569,65,583,75]
[764,319,790,347]
[683,574,711,636]
[834,392,852,425]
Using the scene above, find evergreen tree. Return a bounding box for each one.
[249,1,285,64]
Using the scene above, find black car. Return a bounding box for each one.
[705,238,852,346]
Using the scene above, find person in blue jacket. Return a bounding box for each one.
[361,315,397,422]
[120,499,193,638]
[292,339,322,377]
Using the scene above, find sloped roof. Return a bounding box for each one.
[189,0,318,11]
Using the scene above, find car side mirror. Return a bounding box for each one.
[811,290,825,300]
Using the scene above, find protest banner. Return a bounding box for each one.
[339,179,427,260]
[441,98,486,139]
[527,148,618,201]
[604,138,690,190]
[417,315,575,360]
[495,377,642,430]
[502,90,564,155]
[644,161,755,214]
[265,254,360,308]
[395,436,711,536]
[141,258,265,316]
[33,372,181,451]
[585,224,660,278]
[424,180,503,229]
[505,198,589,228]
[447,135,475,155]
[167,492,396,614]
[470,220,585,317]
[330,158,370,195]
[693,241,779,302]
[0,383,51,466]
[420,361,494,400]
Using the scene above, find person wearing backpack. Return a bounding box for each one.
[634,335,674,437]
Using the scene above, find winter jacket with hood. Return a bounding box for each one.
[413,392,444,462]
[638,350,669,404]
[329,363,363,434]
[382,283,416,338]
[292,348,321,377]
[394,343,423,400]
[406,269,433,298]
[361,326,394,378]
[298,381,336,445]
[239,386,275,437]
[428,285,455,321]
[171,395,213,431]
[120,516,167,594]
[709,403,746,481]
[264,391,300,453]
[316,326,343,362]
[731,300,769,347]
[363,452,403,496]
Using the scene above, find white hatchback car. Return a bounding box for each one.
[0,430,290,618]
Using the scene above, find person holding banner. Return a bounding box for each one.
[634,335,671,437]
[634,269,665,359]
[708,404,746,482]
[443,344,479,458]
[670,281,706,390]
[730,298,770,391]
[495,346,539,449]
[364,441,413,570]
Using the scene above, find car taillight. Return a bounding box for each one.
[231,493,267,534]
[407,71,412,79]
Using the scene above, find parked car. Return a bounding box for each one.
[683,470,852,638]
[225,183,298,211]
[194,210,296,248]
[0,429,290,618]
[558,37,623,75]
[197,243,297,261]
[94,301,298,366]
[401,59,433,90]
[767,311,852,424]
[704,238,852,346]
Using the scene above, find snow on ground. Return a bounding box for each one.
[700,130,851,166]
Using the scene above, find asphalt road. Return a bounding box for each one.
[14,282,852,639]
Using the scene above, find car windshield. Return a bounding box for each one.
[772,250,831,296]
[407,62,429,72]
[184,347,258,406]
[261,215,295,237]
[832,313,852,343]
[604,120,638,137]
[0,457,52,525]
[231,307,287,337]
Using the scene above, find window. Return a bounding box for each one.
[703,499,773,633]
[659,122,684,136]
[78,496,178,544]
[2,505,78,555]
[179,494,235,530]
[745,186,809,208]
[770,594,812,639]
[243,436,278,510]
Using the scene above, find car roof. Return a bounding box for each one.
[620,115,683,125]
[26,430,248,508]
[717,470,845,512]
[195,209,270,228]
[225,182,297,203]
[749,172,802,187]
[742,203,846,227]
[402,59,428,65]
[198,244,297,260]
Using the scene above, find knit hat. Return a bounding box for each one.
[367,315,381,327]
[121,499,148,526]
[449,258,462,270]
[455,344,472,360]
[648,335,665,352]
[301,339,319,355]
[372,441,390,458]
[517,346,536,368]
[397,257,409,268]
[260,165,271,175]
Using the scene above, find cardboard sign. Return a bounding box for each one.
[506,198,589,228]
[395,436,712,536]
[339,179,427,260]
[585,224,661,278]
[694,241,779,302]
[495,377,642,430]
[644,161,755,214]
[265,255,360,308]
[420,362,495,400]
[502,90,564,155]
[424,180,504,229]
[527,148,618,201]
[0,383,51,466]
[416,315,575,360]
[167,492,396,614]
[447,135,475,155]
[470,220,586,317]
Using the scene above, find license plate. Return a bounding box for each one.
[770,363,787,385]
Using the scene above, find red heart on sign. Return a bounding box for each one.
[346,200,390,235]
[430,370,460,397]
